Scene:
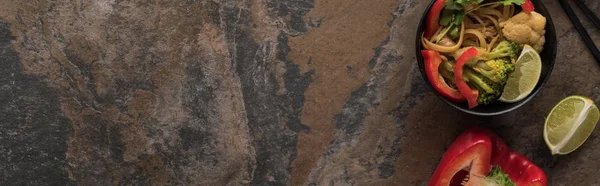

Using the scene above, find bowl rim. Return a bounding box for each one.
[414,0,557,116]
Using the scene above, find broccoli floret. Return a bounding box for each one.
[440,59,515,105]
[439,60,457,86]
[440,60,455,73]
[463,68,504,105]
[470,58,515,83]
[486,41,520,60]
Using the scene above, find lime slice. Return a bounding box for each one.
[544,96,600,155]
[498,45,542,103]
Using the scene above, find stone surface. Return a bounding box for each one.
[0,0,598,185]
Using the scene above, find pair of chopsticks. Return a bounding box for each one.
[558,0,600,63]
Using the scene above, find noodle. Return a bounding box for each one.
[487,35,500,52]
[482,15,499,29]
[465,29,487,48]
[440,55,448,61]
[467,13,486,27]
[462,40,479,47]
[422,34,431,50]
[422,22,466,53]
[431,27,445,42]
[464,17,475,26]
[502,5,511,21]
[463,34,479,42]
[477,8,503,19]
[466,23,480,29]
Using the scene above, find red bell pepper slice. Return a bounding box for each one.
[454,47,479,109]
[429,127,548,186]
[422,50,466,102]
[428,127,492,186]
[521,0,535,13]
[425,0,447,39]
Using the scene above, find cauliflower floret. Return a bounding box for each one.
[499,11,547,52]
[533,36,545,52]
[501,23,542,44]
[501,11,546,33]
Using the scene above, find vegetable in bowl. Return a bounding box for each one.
[420,0,547,109]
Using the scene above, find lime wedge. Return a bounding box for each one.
[498,45,542,103]
[544,96,600,155]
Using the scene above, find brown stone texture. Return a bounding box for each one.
[0,0,598,185]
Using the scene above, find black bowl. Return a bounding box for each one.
[415,0,557,116]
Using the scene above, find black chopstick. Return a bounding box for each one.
[572,0,600,29]
[558,0,600,63]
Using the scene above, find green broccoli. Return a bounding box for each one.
[482,166,517,186]
[440,59,513,105]
[464,68,504,105]
[439,60,457,86]
[486,41,521,60]
[440,60,455,73]
[470,58,515,83]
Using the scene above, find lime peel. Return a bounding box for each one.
[546,99,593,154]
[498,45,542,103]
[544,96,600,155]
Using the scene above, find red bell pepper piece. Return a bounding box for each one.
[500,152,548,186]
[425,0,447,39]
[478,128,509,166]
[454,47,479,109]
[428,127,492,186]
[422,50,466,102]
[482,129,547,186]
[429,127,548,186]
[521,0,535,13]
